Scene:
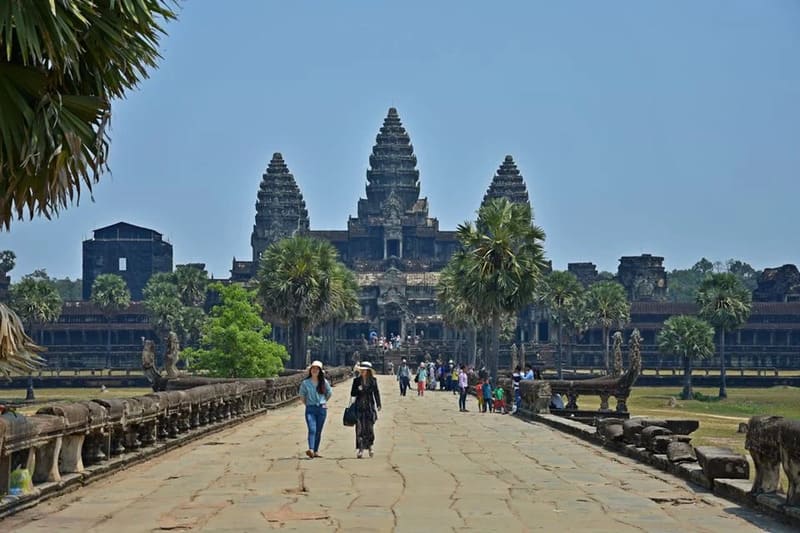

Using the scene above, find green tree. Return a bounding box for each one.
[586,281,630,374]
[438,262,483,367]
[537,271,584,379]
[174,265,209,307]
[184,283,288,378]
[657,315,715,400]
[446,198,547,382]
[562,294,593,368]
[90,273,131,369]
[0,250,15,274]
[257,236,359,369]
[697,273,752,399]
[0,1,177,229]
[53,277,83,300]
[143,271,207,348]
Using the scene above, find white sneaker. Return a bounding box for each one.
[357,449,363,459]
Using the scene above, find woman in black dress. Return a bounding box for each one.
[350,361,381,458]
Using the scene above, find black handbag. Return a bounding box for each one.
[343,403,358,426]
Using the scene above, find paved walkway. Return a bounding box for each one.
[2,377,789,532]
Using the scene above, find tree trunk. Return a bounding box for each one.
[603,326,610,374]
[468,326,477,368]
[557,322,564,380]
[106,316,112,370]
[481,326,489,368]
[490,312,501,385]
[719,330,727,399]
[291,317,307,369]
[681,353,693,400]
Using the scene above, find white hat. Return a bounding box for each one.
[356,361,374,373]
[309,360,323,370]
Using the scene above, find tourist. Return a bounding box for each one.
[396,358,411,396]
[482,379,494,413]
[298,360,332,459]
[451,364,459,395]
[350,361,382,458]
[444,360,453,392]
[511,365,522,413]
[493,384,507,414]
[523,364,534,381]
[475,380,485,412]
[427,361,436,390]
[550,392,565,410]
[416,363,428,396]
[457,365,469,411]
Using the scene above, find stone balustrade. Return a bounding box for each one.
[0,367,350,515]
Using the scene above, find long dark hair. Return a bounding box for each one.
[307,367,327,394]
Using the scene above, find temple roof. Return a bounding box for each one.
[481,155,530,208]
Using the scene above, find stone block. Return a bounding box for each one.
[667,440,697,463]
[662,419,700,435]
[641,426,673,451]
[600,424,624,442]
[695,446,749,481]
[622,418,666,445]
[653,434,691,454]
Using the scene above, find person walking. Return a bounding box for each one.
[298,360,332,459]
[416,363,428,396]
[457,365,469,412]
[350,361,382,458]
[396,358,411,396]
[511,365,522,414]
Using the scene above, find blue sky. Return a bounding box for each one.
[3,0,799,280]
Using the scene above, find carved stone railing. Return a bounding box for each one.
[0,367,349,516]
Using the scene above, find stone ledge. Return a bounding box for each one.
[518,410,800,529]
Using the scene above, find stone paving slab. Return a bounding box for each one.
[0,376,792,532]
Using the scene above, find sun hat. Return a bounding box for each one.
[309,360,323,370]
[356,361,374,374]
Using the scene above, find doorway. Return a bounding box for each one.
[386,319,401,338]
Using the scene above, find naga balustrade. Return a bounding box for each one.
[0,367,350,506]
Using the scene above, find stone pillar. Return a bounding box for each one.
[383,240,387,260]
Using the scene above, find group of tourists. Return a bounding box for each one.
[297,357,543,461]
[299,360,381,460]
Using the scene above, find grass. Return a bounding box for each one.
[0,387,152,415]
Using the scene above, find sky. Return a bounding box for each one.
[3,0,799,281]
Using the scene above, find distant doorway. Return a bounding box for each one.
[386,239,400,258]
[386,319,401,337]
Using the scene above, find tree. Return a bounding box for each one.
[0,250,15,274]
[143,271,208,348]
[657,315,715,400]
[537,271,584,379]
[697,273,752,399]
[53,277,83,300]
[562,294,593,368]
[445,198,547,382]
[438,262,482,367]
[586,281,630,374]
[90,273,130,369]
[257,236,359,369]
[0,303,43,377]
[0,1,177,229]
[174,265,209,307]
[183,283,288,378]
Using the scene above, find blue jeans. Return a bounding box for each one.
[305,405,327,452]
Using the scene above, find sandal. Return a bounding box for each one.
[313,452,322,458]
[357,449,363,459]
[305,449,314,459]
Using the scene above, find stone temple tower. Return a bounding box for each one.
[250,152,310,264]
[481,155,531,208]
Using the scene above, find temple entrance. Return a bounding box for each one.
[386,319,401,337]
[386,239,400,258]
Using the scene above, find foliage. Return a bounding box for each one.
[0,250,15,274]
[90,274,131,316]
[184,283,288,378]
[0,303,44,376]
[53,277,82,300]
[667,258,761,303]
[696,273,752,398]
[657,315,715,399]
[0,0,177,229]
[537,271,584,378]
[586,281,630,373]
[143,269,209,346]
[9,271,62,332]
[446,198,547,380]
[257,236,359,368]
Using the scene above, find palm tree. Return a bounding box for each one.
[0,303,44,377]
[563,295,592,369]
[696,273,752,399]
[0,1,177,229]
[438,262,482,367]
[586,281,630,374]
[257,236,358,369]
[174,265,209,307]
[657,315,715,400]
[537,271,583,379]
[448,198,547,382]
[90,274,131,370]
[9,272,62,399]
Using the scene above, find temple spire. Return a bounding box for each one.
[361,107,422,217]
[481,155,530,208]
[251,152,310,263]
